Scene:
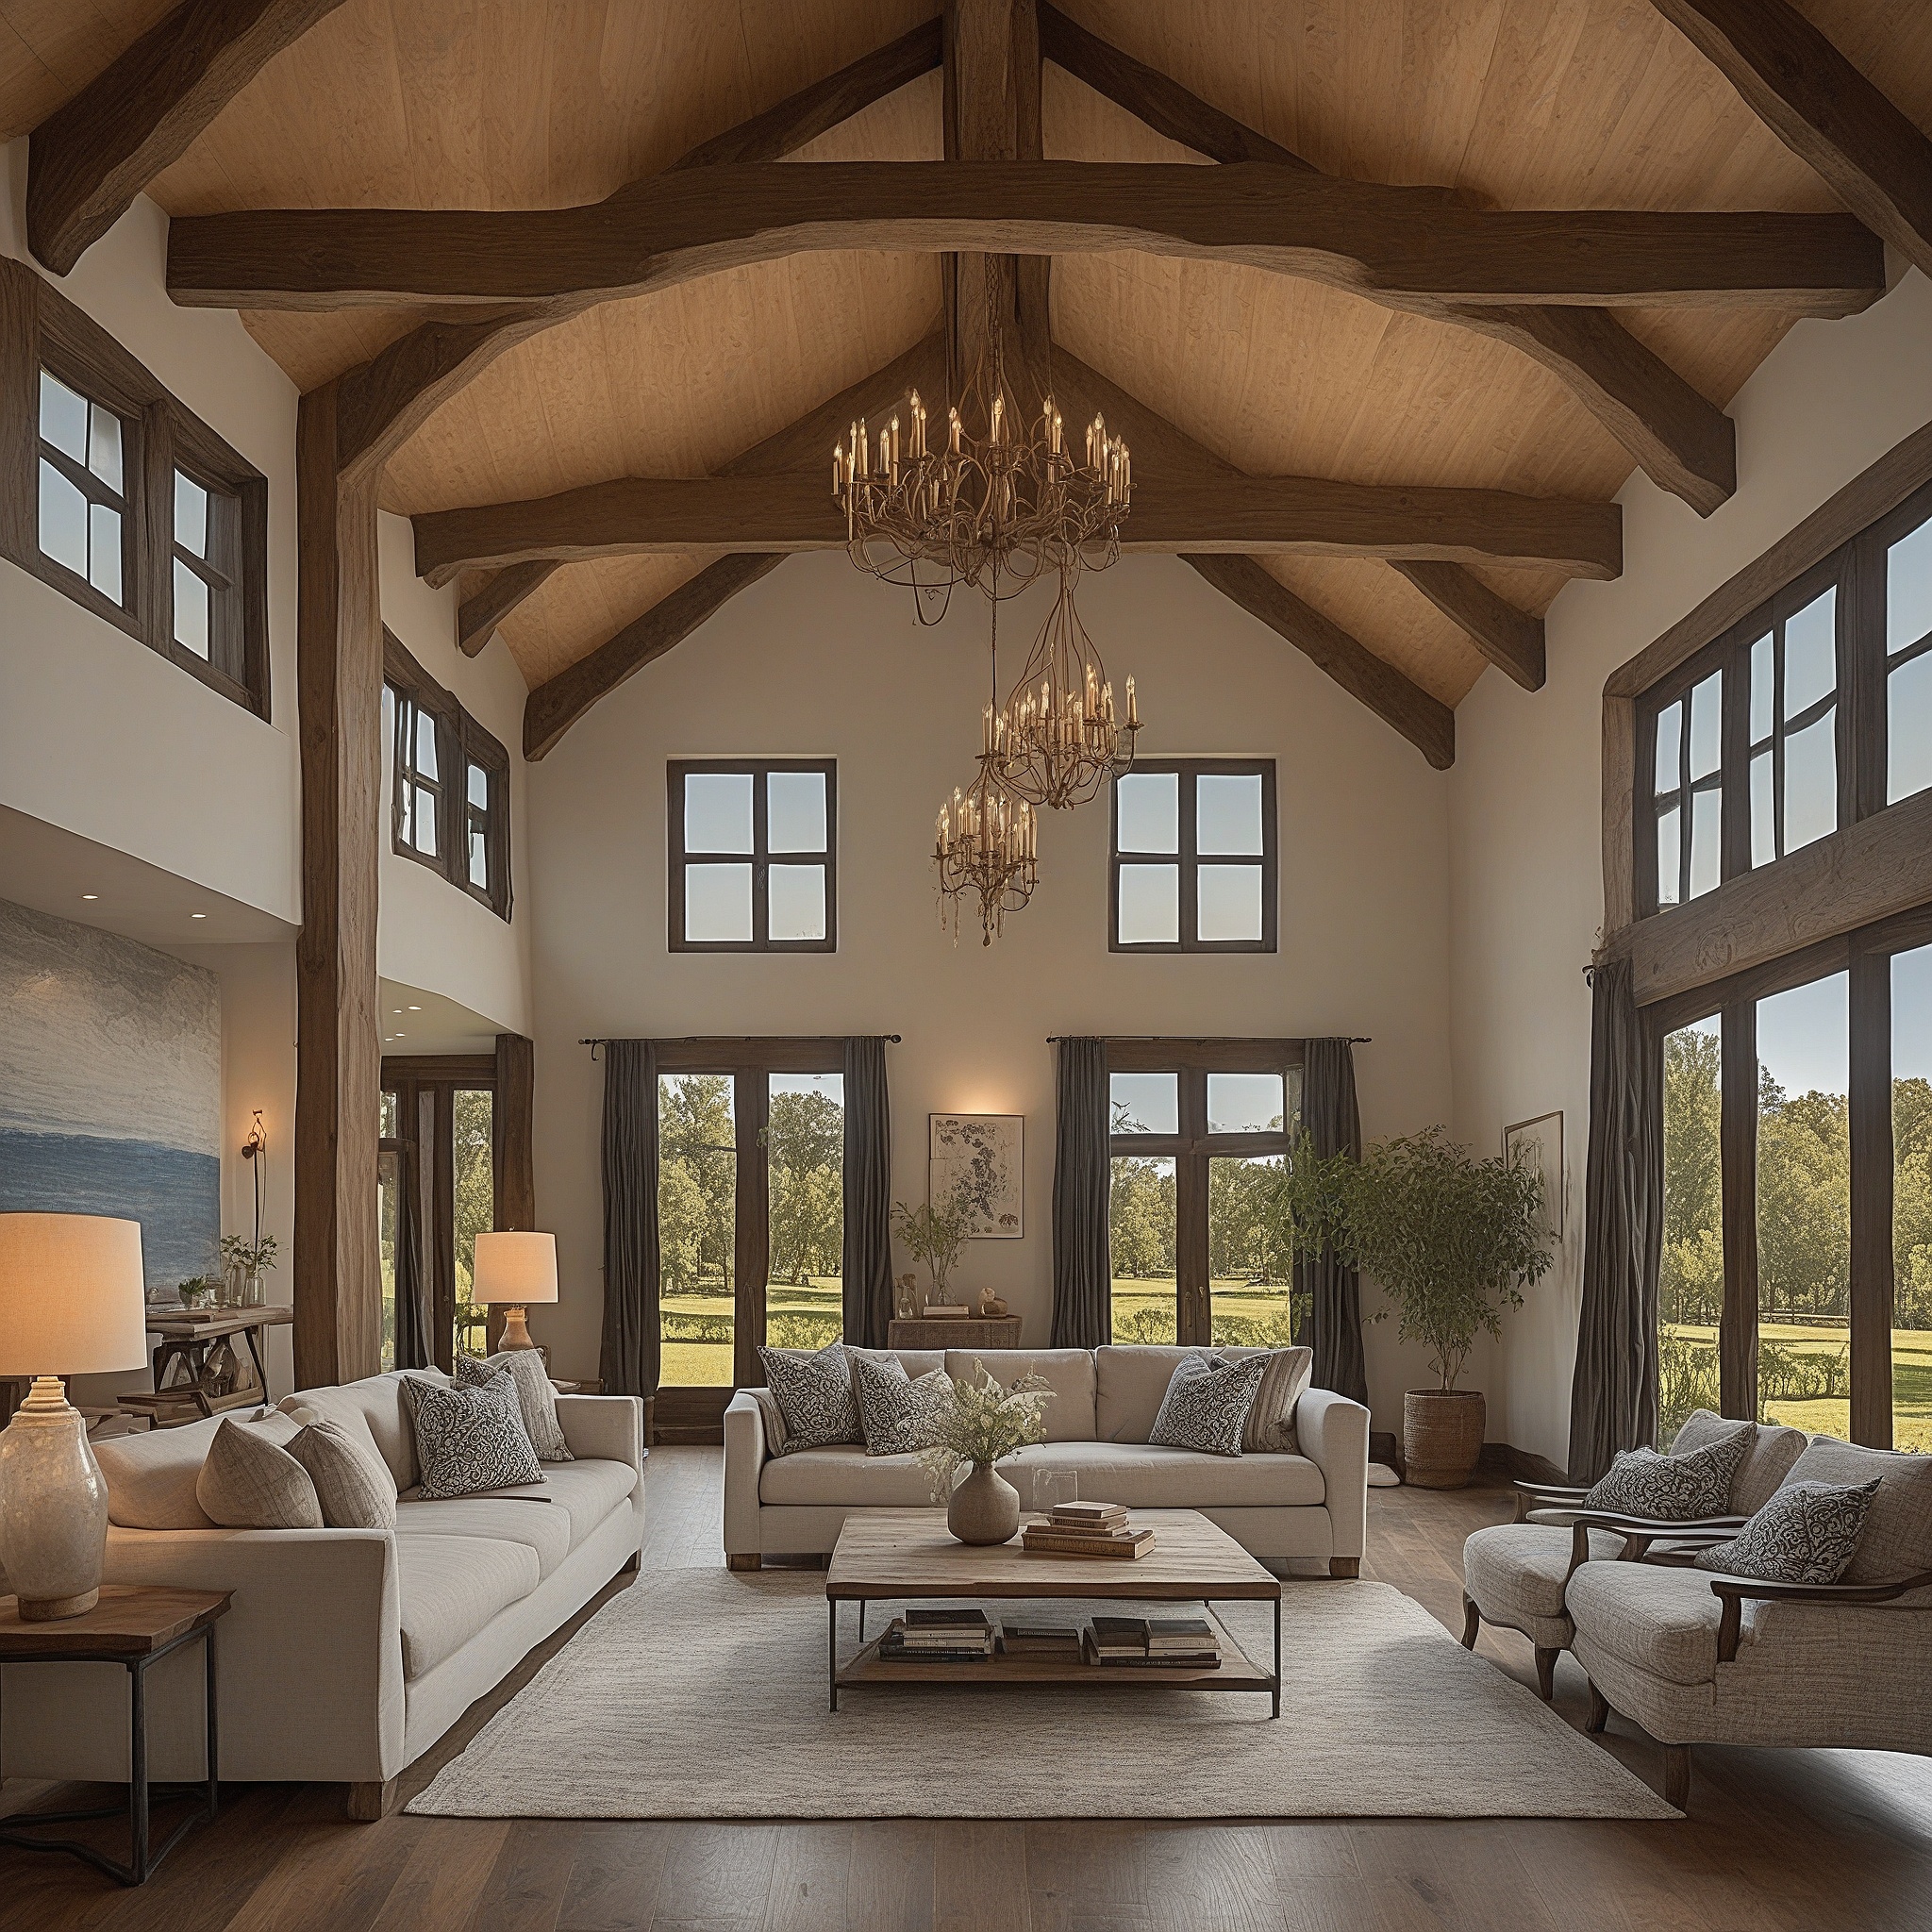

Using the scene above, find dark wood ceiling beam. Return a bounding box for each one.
[524,556,787,760]
[26,0,349,275]
[457,560,558,657]
[1648,0,1932,283]
[166,163,1881,314]
[1184,557,1455,770]
[1390,560,1544,691]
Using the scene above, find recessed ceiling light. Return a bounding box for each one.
[191,912,208,920]
[408,1005,422,1011]
[81,893,99,901]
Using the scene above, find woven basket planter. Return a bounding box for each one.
[1402,1390,1486,1490]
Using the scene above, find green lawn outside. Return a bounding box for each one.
[1109,1277,1306,1347]
[660,1277,842,1387]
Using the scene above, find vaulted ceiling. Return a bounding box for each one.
[9,0,1932,761]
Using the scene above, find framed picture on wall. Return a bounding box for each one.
[929,1113,1024,1240]
[1503,1111,1565,1247]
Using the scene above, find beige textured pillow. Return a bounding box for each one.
[195,1417,324,1528]
[1219,1345,1312,1455]
[287,1418,397,1529]
[749,1387,791,1457]
[457,1351,574,1461]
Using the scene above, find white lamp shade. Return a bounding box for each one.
[472,1230,558,1305]
[0,1213,151,1375]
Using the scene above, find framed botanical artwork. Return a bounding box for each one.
[929,1113,1024,1240]
[1504,1111,1565,1247]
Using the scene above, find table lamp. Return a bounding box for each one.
[473,1230,557,1351]
[0,1214,151,1620]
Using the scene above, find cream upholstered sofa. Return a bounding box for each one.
[0,1370,644,1815]
[724,1345,1369,1574]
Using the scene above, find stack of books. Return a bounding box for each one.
[919,1304,972,1319]
[1020,1499,1157,1559]
[1084,1615,1221,1668]
[998,1622,1084,1659]
[877,1607,994,1661]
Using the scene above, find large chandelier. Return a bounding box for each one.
[934,634,1039,947]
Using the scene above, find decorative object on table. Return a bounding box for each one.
[929,1113,1024,1239]
[0,1213,152,1618]
[922,1302,971,1319]
[976,1286,1008,1319]
[1276,1124,1553,1490]
[892,1273,922,1321]
[219,1231,277,1310]
[472,1229,558,1351]
[1149,1351,1269,1457]
[916,1360,1053,1545]
[1502,1111,1565,1244]
[400,1370,544,1500]
[458,1347,575,1461]
[1022,1500,1157,1559]
[878,1607,996,1661]
[175,1274,215,1309]
[1085,1615,1220,1667]
[891,1190,973,1307]
[999,1622,1084,1658]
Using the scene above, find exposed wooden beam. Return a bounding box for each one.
[1649,0,1932,283]
[457,560,558,656]
[167,162,1881,315]
[524,556,788,760]
[413,469,1622,584]
[1184,556,1455,771]
[1390,559,1545,691]
[26,0,349,275]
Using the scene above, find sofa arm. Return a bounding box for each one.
[724,1389,770,1562]
[557,1392,644,1474]
[1297,1387,1370,1561]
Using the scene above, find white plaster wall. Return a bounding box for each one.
[526,549,1457,1412]
[1449,267,1932,1471]
[375,513,534,1037]
[0,142,301,926]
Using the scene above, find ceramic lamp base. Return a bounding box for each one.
[497,1306,537,1349]
[0,1376,110,1621]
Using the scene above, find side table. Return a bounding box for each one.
[887,1316,1023,1352]
[0,1586,229,1884]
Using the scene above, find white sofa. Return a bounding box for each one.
[724,1345,1369,1574]
[0,1371,644,1813]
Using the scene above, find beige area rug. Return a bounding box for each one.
[408,1567,1675,1822]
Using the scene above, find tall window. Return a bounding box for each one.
[171,467,244,684]
[668,761,836,951]
[1659,1016,1723,1444]
[1111,760,1276,951]
[1106,1043,1302,1346]
[1884,511,1932,806]
[1748,585,1839,867]
[1652,671,1722,907]
[38,369,126,608]
[1895,944,1932,1451]
[394,691,442,859]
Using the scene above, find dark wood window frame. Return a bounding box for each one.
[384,627,513,921]
[0,255,270,719]
[667,759,839,953]
[1109,758,1278,954]
[1105,1038,1305,1344]
[651,1036,846,1443]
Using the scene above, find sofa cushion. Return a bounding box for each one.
[394,1533,541,1679]
[1694,1477,1881,1585]
[846,1346,944,1385]
[194,1416,321,1529]
[1149,1352,1268,1457]
[759,1340,863,1450]
[1463,1523,1625,1623]
[1233,1346,1312,1456]
[458,1350,573,1462]
[1014,1441,1325,1510]
[854,1355,955,1456]
[393,1496,573,1578]
[1583,1430,1750,1522]
[1564,1562,1730,1687]
[96,1408,291,1530]
[402,1372,543,1499]
[945,1349,1095,1441]
[1095,1347,1197,1444]
[281,1371,443,1491]
[760,1444,933,1507]
[286,1418,397,1530]
[1777,1439,1932,1584]
[534,1459,642,1551]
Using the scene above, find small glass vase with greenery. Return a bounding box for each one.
[220,1232,279,1308]
[917,1362,1053,1545]
[891,1190,973,1307]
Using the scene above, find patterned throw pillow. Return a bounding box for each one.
[1694,1478,1883,1585]
[758,1339,863,1451]
[1149,1351,1269,1457]
[1582,1427,1752,1521]
[401,1371,543,1500]
[854,1354,956,1457]
[457,1350,575,1462]
[286,1417,398,1530]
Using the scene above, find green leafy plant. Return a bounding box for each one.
[1275,1124,1552,1392]
[891,1190,973,1302]
[916,1361,1053,1500]
[176,1275,215,1305]
[220,1233,279,1275]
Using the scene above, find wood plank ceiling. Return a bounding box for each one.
[9,0,1932,740]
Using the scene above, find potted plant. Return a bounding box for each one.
[917,1362,1053,1544]
[891,1190,973,1309]
[1277,1125,1552,1489]
[220,1232,279,1308]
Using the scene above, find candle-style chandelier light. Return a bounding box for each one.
[933,703,1039,948]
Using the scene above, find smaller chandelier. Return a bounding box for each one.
[999,573,1142,810]
[934,706,1039,947]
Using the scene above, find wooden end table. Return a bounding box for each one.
[886,1316,1023,1352]
[825,1508,1281,1717]
[0,1586,229,1884]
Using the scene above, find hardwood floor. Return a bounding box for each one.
[4,1447,1929,1930]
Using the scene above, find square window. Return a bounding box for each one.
[768,864,826,941]
[1207,1073,1285,1134]
[686,773,754,853]
[687,863,754,942]
[670,761,836,950]
[1198,863,1263,941]
[1195,774,1263,855]
[768,771,827,852]
[1113,761,1274,952]
[1115,772,1179,853]
[1109,1073,1178,1136]
[1118,863,1180,945]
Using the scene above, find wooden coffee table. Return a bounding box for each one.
[825,1508,1281,1716]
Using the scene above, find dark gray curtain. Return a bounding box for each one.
[1052,1038,1112,1347]
[1567,956,1662,1482]
[842,1036,894,1348]
[599,1040,659,1397]
[391,1141,432,1372]
[1299,1038,1370,1406]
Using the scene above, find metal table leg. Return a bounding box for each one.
[828,1599,839,1712]
[1272,1593,1281,1719]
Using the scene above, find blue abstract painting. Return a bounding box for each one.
[0,899,221,1294]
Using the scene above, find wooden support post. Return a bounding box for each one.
[1848,950,1894,1448]
[292,381,383,1391]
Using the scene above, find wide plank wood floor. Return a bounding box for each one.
[4,1446,1929,1930]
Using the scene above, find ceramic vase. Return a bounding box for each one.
[0,1379,111,1619]
[947,1461,1020,1545]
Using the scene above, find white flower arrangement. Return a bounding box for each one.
[915,1359,1054,1502]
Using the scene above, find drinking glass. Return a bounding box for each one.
[1036,1470,1077,1517]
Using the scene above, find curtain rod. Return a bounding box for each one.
[1045,1034,1371,1044]
[579,1035,900,1047]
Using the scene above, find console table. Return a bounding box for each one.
[125,1307,293,1427]
[887,1316,1022,1352]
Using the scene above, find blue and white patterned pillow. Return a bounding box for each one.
[401,1371,543,1500]
[1694,1477,1883,1585]
[1149,1351,1268,1458]
[854,1353,956,1457]
[758,1339,863,1450]
[1583,1428,1751,1522]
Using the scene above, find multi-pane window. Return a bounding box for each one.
[170,467,244,683]
[38,369,127,606]
[669,760,837,952]
[1110,759,1276,951]
[1652,670,1722,907]
[465,758,492,892]
[394,692,442,859]
[1885,515,1932,806]
[1747,583,1838,867]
